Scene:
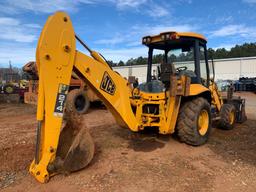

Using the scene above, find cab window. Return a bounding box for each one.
[167,46,196,78]
[199,45,208,86]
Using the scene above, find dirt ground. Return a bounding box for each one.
[0,92,256,192]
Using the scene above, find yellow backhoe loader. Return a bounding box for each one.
[29,12,246,183]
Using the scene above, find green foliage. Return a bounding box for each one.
[208,42,256,59]
[107,60,116,67]
[110,42,256,67]
[118,60,125,66]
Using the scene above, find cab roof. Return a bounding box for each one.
[142,31,207,46]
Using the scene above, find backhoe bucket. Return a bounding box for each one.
[48,112,95,174]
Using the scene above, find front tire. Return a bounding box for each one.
[218,104,236,130]
[176,97,212,146]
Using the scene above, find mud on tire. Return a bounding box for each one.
[176,97,212,146]
[218,103,236,130]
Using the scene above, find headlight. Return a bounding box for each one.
[142,37,151,44]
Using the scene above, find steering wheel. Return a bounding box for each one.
[176,66,187,73]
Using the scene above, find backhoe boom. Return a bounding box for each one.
[30,11,139,183]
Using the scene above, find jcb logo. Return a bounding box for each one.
[100,72,116,95]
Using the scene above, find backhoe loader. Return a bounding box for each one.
[29,11,246,183]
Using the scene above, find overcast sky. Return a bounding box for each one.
[0,0,256,67]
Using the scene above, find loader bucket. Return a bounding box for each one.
[47,112,95,174]
[223,96,247,123]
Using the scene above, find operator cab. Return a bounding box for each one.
[141,31,210,92]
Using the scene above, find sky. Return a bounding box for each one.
[0,0,256,67]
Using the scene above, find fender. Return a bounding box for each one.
[189,84,212,103]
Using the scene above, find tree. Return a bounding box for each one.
[207,48,215,59]
[207,42,256,59]
[118,60,125,66]
[107,60,117,67]
[136,56,147,65]
[114,42,256,66]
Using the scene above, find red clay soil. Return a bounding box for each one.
[0,92,256,192]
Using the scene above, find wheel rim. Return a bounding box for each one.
[229,110,235,125]
[75,95,86,111]
[6,86,13,93]
[198,109,209,136]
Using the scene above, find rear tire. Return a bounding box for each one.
[176,97,212,146]
[218,104,236,130]
[66,89,90,114]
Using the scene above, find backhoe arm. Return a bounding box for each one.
[73,51,139,129]
[30,11,139,183]
[209,81,223,112]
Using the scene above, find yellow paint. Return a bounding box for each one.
[142,31,207,44]
[198,109,209,136]
[164,96,181,134]
[73,51,139,130]
[189,84,210,96]
[209,82,223,111]
[229,110,235,124]
[30,11,76,183]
